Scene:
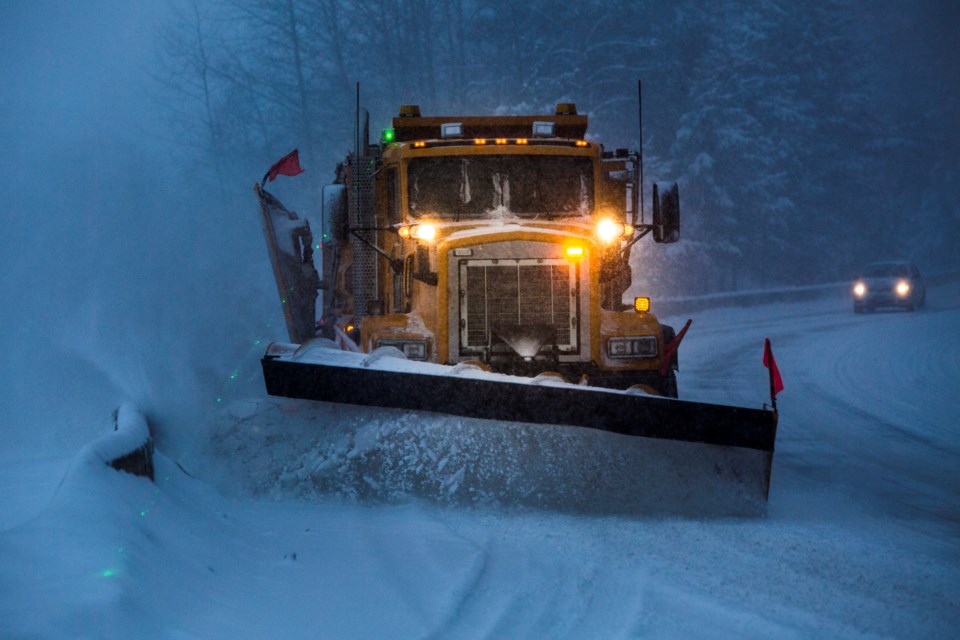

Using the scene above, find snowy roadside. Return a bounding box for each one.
[1,278,957,638]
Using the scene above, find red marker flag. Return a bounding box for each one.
[659,318,692,376]
[264,149,304,183]
[763,338,784,404]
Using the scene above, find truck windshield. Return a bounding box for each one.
[407,155,593,218]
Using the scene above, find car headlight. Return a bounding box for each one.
[607,336,658,358]
[853,282,866,297]
[375,339,428,360]
[895,280,910,297]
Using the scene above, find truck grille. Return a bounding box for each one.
[460,259,577,351]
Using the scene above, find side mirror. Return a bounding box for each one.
[652,182,680,243]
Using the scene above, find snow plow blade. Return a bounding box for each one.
[260,342,779,507]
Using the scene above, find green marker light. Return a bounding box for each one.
[382,128,396,143]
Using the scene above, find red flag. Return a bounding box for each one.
[763,338,784,397]
[265,149,304,182]
[659,318,692,376]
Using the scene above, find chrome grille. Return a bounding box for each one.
[460,259,576,351]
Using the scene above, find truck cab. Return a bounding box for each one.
[322,103,680,395]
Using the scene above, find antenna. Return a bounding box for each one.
[637,79,645,226]
[355,81,360,162]
[351,81,360,234]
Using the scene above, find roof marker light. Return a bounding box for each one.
[441,122,463,139]
[532,121,556,138]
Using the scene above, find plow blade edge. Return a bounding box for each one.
[261,351,779,509]
[261,354,777,451]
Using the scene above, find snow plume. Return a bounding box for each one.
[59,297,158,409]
[208,398,766,516]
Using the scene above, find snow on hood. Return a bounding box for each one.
[282,341,645,396]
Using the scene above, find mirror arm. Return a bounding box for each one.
[349,229,403,273]
[620,226,651,263]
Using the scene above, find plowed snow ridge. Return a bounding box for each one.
[1,280,958,639]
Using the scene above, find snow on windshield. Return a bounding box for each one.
[407,155,593,218]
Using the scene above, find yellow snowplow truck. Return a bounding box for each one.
[255,103,779,506]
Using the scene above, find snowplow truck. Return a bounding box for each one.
[255,103,778,508]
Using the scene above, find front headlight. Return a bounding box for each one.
[397,223,437,242]
[853,282,867,298]
[895,280,910,297]
[412,223,436,242]
[596,219,626,244]
[607,336,658,358]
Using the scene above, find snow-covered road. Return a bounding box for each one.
[677,282,960,535]
[2,281,958,638]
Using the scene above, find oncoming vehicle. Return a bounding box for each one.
[853,261,926,312]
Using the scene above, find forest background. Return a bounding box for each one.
[155,0,959,293]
